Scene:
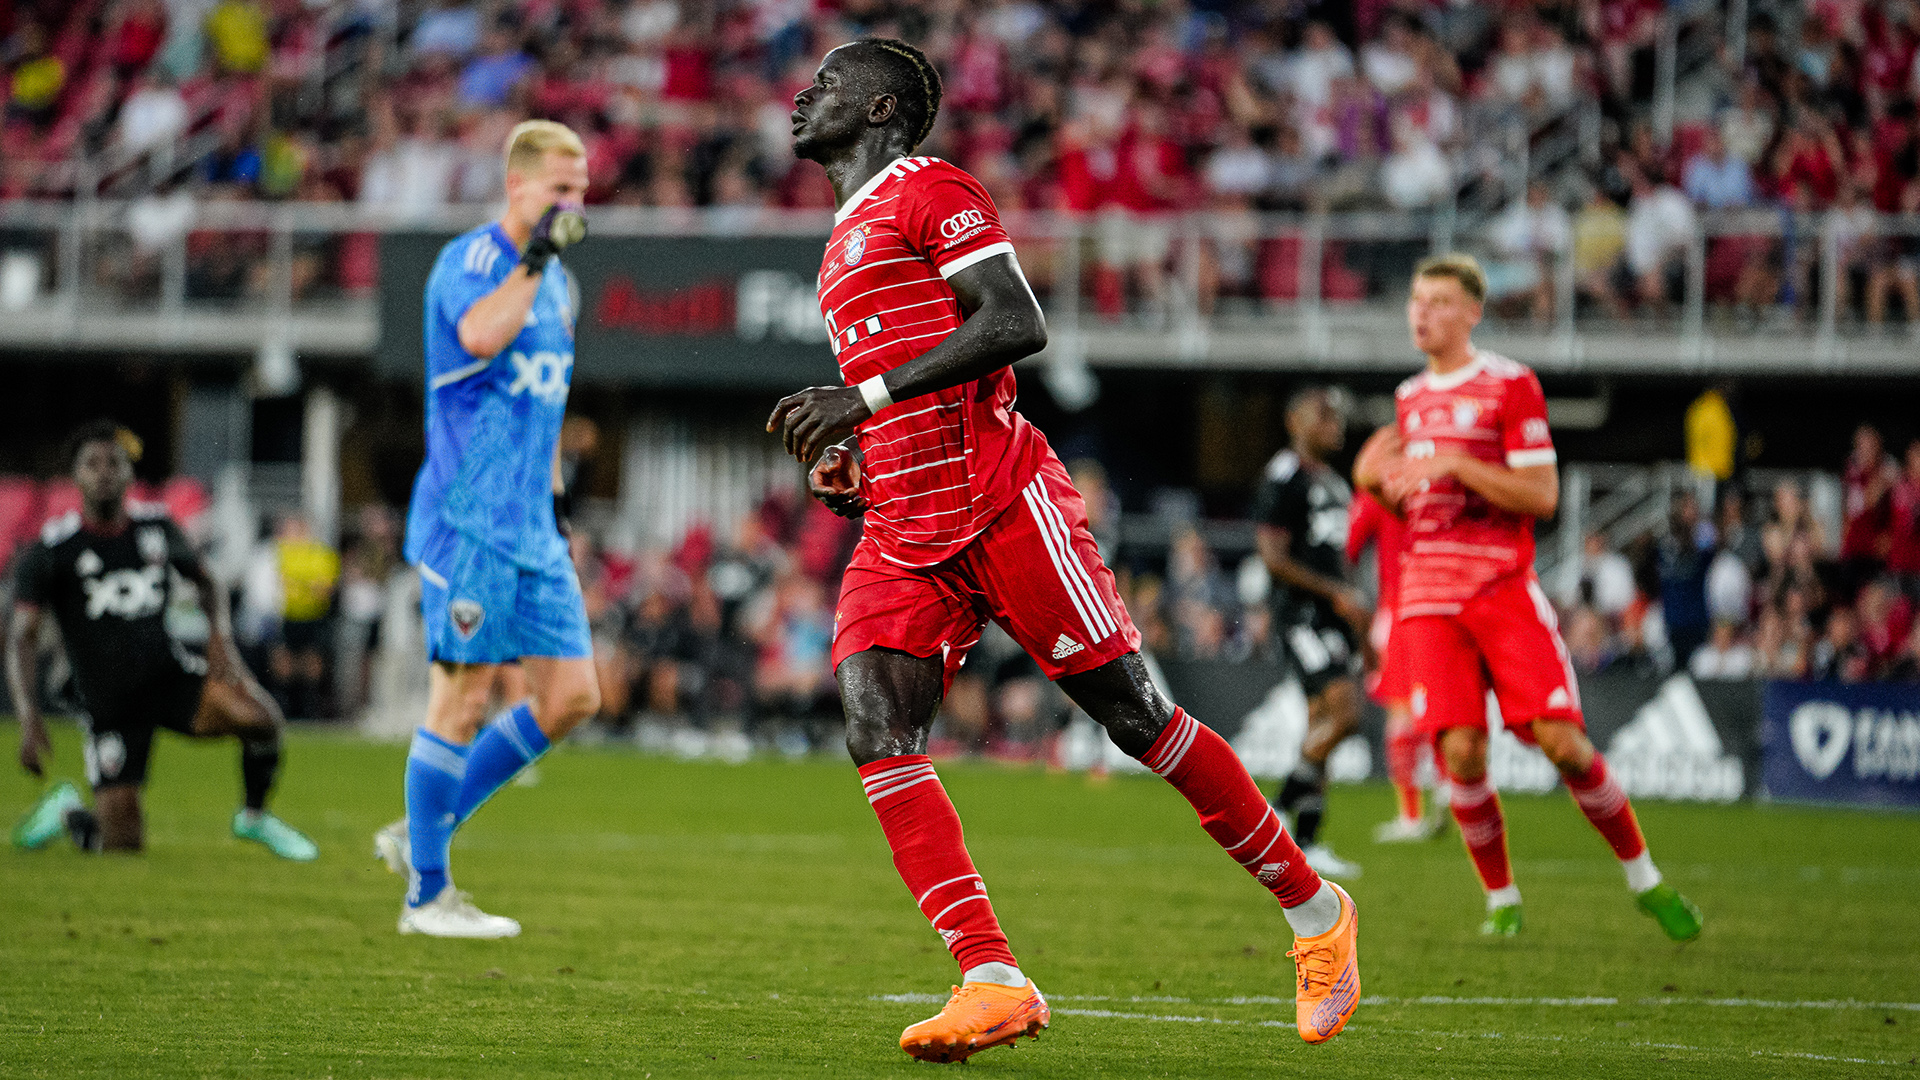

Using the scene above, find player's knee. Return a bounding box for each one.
[1439,729,1487,783]
[1532,721,1595,774]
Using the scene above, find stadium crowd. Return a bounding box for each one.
[6,0,1920,322]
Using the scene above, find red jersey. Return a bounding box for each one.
[819,156,1047,568]
[1346,490,1406,613]
[1393,349,1557,618]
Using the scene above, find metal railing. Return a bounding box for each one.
[1,200,1917,371]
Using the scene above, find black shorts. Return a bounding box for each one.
[79,656,207,790]
[1278,607,1363,699]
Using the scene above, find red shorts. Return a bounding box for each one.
[1366,607,1411,706]
[832,457,1141,689]
[1400,571,1583,746]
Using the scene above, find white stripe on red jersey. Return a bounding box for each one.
[1394,348,1557,613]
[820,157,1048,568]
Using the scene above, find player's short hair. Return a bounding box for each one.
[847,38,943,152]
[65,419,141,469]
[503,120,586,177]
[1413,252,1487,303]
[1286,385,1350,426]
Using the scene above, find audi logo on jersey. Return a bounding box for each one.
[940,209,987,238]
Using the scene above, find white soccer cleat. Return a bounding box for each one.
[1303,843,1363,880]
[373,818,410,875]
[397,890,521,938]
[1373,815,1442,844]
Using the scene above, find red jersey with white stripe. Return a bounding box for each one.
[819,156,1046,568]
[1345,490,1406,614]
[1393,349,1556,617]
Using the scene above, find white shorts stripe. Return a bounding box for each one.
[418,562,448,589]
[1022,482,1105,644]
[1525,577,1583,710]
[1023,477,1111,638]
[1028,478,1118,638]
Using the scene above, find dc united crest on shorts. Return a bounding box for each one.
[449,599,485,640]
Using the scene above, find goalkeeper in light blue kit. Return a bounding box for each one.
[380,120,601,937]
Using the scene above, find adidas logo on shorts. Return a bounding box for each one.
[1051,634,1084,660]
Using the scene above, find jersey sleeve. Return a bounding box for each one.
[162,519,205,577]
[12,542,52,607]
[428,232,515,365]
[900,166,1017,280]
[1347,492,1382,564]
[1499,369,1557,468]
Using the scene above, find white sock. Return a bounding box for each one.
[1486,884,1522,910]
[238,808,262,824]
[1283,881,1342,938]
[1623,852,1662,893]
[962,962,1026,987]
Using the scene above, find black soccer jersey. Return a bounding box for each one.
[13,506,203,707]
[1249,449,1352,621]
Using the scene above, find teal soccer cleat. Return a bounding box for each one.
[232,810,320,861]
[12,781,84,850]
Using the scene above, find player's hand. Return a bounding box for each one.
[1331,588,1371,637]
[767,385,870,463]
[1382,453,1459,507]
[521,202,588,272]
[19,720,51,777]
[809,444,867,518]
[1353,425,1404,490]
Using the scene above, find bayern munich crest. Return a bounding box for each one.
[843,225,868,266]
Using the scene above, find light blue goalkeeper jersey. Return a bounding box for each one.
[404,222,574,572]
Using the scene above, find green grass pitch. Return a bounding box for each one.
[3,723,1918,1078]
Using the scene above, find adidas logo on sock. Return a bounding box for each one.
[1051,634,1084,660]
[1257,861,1288,884]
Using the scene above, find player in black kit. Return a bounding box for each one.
[8,421,317,858]
[1250,387,1368,880]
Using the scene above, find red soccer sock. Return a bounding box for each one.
[1564,753,1647,862]
[1139,709,1323,908]
[858,755,1019,973]
[1448,777,1514,892]
[1386,725,1423,821]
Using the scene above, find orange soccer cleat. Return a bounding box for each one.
[1288,882,1360,1043]
[898,979,1050,1063]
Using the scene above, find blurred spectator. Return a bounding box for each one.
[1685,384,1737,493]
[1657,491,1712,668]
[115,70,190,157]
[1568,531,1638,617]
[205,0,268,75]
[1625,167,1698,312]
[1484,182,1570,321]
[1683,128,1755,209]
[1690,620,1756,679]
[1867,180,1920,328]
[272,514,339,719]
[1840,422,1898,572]
[1808,605,1872,681]
[1574,188,1631,318]
[459,25,536,109]
[410,0,482,59]
[1890,439,1920,598]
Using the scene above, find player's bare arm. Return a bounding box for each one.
[766,253,1046,463]
[1352,425,1403,502]
[7,601,49,776]
[1256,525,1369,635]
[457,151,588,359]
[1385,455,1559,519]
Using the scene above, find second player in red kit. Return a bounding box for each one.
[1355,254,1702,943]
[770,38,1359,1064]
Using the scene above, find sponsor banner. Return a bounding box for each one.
[1761,681,1920,808]
[1147,660,1761,799]
[378,233,839,388]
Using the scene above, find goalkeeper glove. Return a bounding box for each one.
[521,202,587,273]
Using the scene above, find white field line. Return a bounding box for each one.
[874,993,1920,1012]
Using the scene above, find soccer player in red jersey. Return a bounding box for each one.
[768,39,1359,1061]
[1354,254,1701,941]
[1347,489,1445,843]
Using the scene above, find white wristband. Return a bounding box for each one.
[858,374,893,416]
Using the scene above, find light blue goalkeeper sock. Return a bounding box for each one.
[455,703,549,826]
[405,728,469,907]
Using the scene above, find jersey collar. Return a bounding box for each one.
[488,221,520,257]
[1421,347,1488,391]
[834,157,905,225]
